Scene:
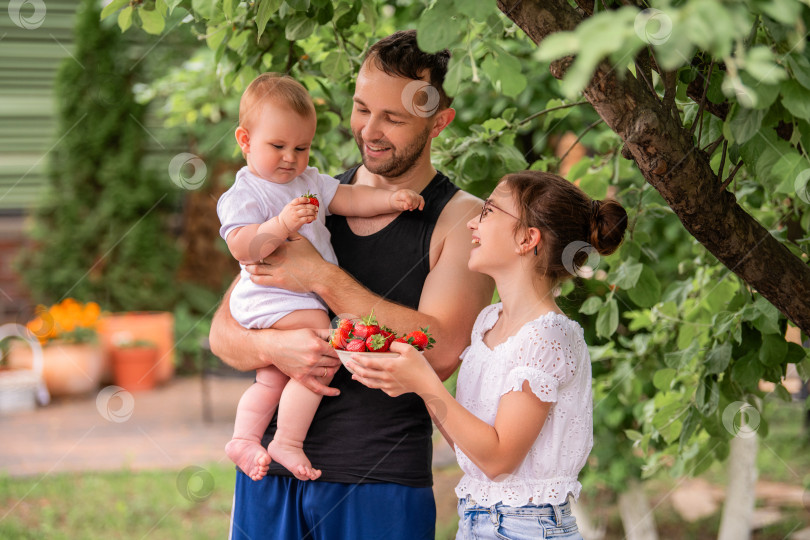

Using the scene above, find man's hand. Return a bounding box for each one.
[246,235,328,293]
[271,327,341,396]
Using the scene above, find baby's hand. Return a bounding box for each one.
[390,189,425,212]
[279,197,318,233]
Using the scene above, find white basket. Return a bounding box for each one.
[0,324,50,414]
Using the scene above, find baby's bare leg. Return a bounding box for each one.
[267,309,333,481]
[225,366,287,481]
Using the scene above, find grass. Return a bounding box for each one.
[0,465,236,539]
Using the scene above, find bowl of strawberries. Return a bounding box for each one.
[329,312,435,374]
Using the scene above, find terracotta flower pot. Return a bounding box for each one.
[97,312,174,384]
[111,346,158,392]
[8,340,103,397]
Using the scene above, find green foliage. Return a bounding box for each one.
[17,0,180,312]
[102,0,810,495]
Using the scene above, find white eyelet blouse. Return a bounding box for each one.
[453,303,593,507]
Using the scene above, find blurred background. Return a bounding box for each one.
[0,0,809,539]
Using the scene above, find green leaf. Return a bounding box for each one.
[759,334,788,367]
[704,342,732,375]
[703,277,739,313]
[118,6,133,32]
[696,376,719,416]
[627,266,661,308]
[773,383,792,402]
[257,0,283,38]
[285,16,316,40]
[664,341,699,370]
[416,2,462,52]
[101,0,129,20]
[223,0,236,20]
[596,298,619,338]
[743,46,786,85]
[577,168,609,199]
[535,32,579,62]
[625,429,643,441]
[286,0,310,10]
[481,54,527,98]
[752,296,781,335]
[192,0,216,19]
[731,352,764,390]
[165,0,184,14]
[138,8,166,35]
[787,53,810,90]
[781,79,810,121]
[443,53,466,97]
[611,260,644,289]
[579,296,603,315]
[726,104,764,145]
[320,49,351,82]
[653,368,676,391]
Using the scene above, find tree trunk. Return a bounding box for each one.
[497,0,810,335]
[717,434,758,540]
[617,479,659,540]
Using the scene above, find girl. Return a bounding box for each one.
[349,170,627,539]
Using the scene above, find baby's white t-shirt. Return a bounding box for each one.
[216,166,340,329]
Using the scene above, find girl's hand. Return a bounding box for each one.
[279,197,318,233]
[389,189,425,212]
[348,341,435,397]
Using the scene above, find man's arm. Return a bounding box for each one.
[250,192,494,380]
[208,276,341,396]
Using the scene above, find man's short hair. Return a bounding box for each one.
[239,73,315,129]
[364,30,453,112]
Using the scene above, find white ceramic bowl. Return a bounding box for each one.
[335,350,397,374]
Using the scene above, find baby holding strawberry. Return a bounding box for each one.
[217,73,424,482]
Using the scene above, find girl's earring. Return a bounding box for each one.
[534,245,538,256]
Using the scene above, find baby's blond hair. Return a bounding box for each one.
[239,73,315,130]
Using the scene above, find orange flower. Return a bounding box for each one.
[25,299,104,345]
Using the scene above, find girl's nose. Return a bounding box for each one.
[467,215,478,230]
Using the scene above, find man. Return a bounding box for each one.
[210,30,494,539]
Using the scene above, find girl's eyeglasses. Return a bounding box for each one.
[479,199,519,222]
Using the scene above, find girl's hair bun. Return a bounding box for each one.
[589,199,628,256]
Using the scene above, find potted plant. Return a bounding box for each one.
[8,299,104,397]
[110,334,159,392]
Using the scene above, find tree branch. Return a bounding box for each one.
[498,0,810,334]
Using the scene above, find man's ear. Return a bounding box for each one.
[429,107,455,138]
[516,227,542,256]
[235,126,250,154]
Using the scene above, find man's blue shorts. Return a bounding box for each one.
[229,471,436,540]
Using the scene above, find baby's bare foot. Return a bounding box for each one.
[226,439,271,481]
[268,439,321,481]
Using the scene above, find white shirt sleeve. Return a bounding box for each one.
[502,321,579,403]
[216,179,272,241]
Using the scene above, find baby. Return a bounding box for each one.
[217,73,424,481]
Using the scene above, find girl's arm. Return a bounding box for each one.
[225,197,316,262]
[328,184,424,217]
[349,342,551,479]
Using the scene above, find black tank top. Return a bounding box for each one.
[261,166,459,487]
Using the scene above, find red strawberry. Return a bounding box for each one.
[329,318,354,350]
[401,327,435,351]
[345,338,367,352]
[380,326,396,348]
[353,312,380,340]
[365,333,390,352]
[301,191,319,208]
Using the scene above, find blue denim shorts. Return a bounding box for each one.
[455,495,582,540]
